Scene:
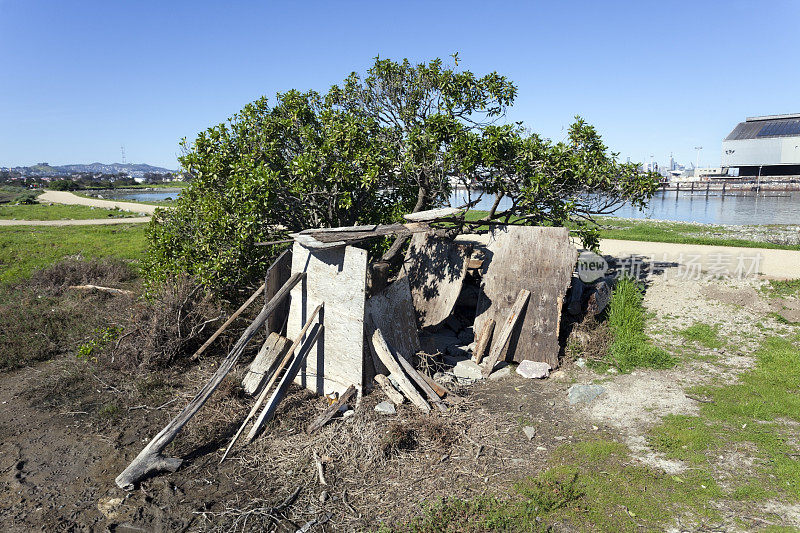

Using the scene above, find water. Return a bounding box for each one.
[90,189,181,202]
[450,189,800,226]
[96,187,800,225]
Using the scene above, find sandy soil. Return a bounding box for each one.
[38,191,160,215]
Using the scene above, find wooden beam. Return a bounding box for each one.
[246,323,323,442]
[374,374,404,405]
[305,385,357,434]
[395,353,447,412]
[220,303,323,462]
[403,207,461,222]
[368,327,430,412]
[482,290,530,378]
[472,319,495,365]
[114,272,305,489]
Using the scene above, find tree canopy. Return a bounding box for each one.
[143,56,660,291]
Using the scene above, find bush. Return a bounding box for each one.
[48,179,81,191]
[605,277,673,372]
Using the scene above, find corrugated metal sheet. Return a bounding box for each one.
[725,118,800,140]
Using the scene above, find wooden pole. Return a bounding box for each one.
[220,303,323,461]
[189,282,265,361]
[115,272,305,490]
[246,323,323,442]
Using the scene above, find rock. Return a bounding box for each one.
[488,365,514,381]
[452,359,483,380]
[319,491,329,503]
[550,370,569,382]
[536,446,547,451]
[97,496,123,519]
[444,315,463,333]
[374,401,396,415]
[446,344,470,358]
[342,409,355,419]
[567,384,606,405]
[554,436,567,441]
[575,358,586,369]
[516,361,551,379]
[523,426,537,440]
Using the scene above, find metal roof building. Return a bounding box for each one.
[722,113,800,176]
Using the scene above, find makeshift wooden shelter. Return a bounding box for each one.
[115,211,578,489]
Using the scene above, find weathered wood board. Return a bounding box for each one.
[404,232,472,328]
[287,242,368,395]
[242,332,292,396]
[474,226,577,367]
[265,249,292,334]
[365,271,420,377]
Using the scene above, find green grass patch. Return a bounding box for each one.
[596,218,800,251]
[680,322,725,349]
[761,279,800,299]
[0,224,147,283]
[604,277,674,372]
[650,334,800,500]
[390,439,722,532]
[0,202,136,221]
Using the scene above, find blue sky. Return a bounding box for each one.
[1,0,797,170]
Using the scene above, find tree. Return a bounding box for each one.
[144,56,659,292]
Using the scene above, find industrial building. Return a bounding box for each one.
[722,113,800,177]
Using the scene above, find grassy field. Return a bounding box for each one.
[0,203,138,221]
[0,224,147,283]
[595,217,800,251]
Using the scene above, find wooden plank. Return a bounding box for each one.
[403,207,461,222]
[482,290,530,378]
[265,249,292,333]
[221,304,322,463]
[364,271,420,376]
[368,327,430,412]
[395,353,447,412]
[474,226,577,366]
[241,332,292,396]
[306,385,357,434]
[374,374,404,405]
[246,323,323,442]
[404,232,472,328]
[472,319,495,364]
[115,272,304,489]
[288,242,368,395]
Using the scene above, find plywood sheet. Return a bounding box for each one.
[404,233,472,328]
[288,242,367,395]
[265,249,292,334]
[365,271,420,376]
[474,226,577,367]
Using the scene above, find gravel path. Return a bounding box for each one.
[38,190,160,215]
[0,217,151,226]
[600,238,800,279]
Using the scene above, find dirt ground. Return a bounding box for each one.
[1,267,799,531]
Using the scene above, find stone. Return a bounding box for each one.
[374,401,396,415]
[567,384,606,405]
[452,359,483,380]
[550,370,569,382]
[457,326,475,345]
[575,358,586,368]
[523,426,537,440]
[342,409,355,419]
[319,490,329,503]
[488,365,514,381]
[516,360,551,379]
